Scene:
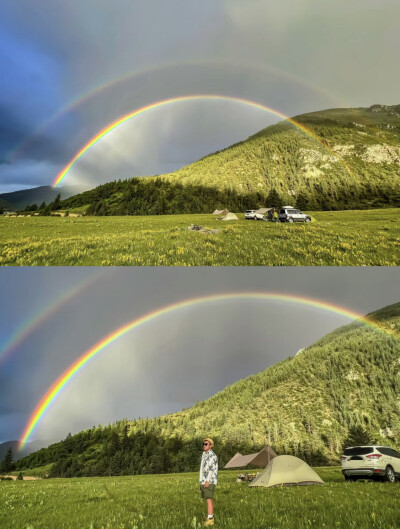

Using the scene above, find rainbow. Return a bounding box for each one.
[0,271,106,366]
[52,95,348,187]
[8,60,345,164]
[18,292,393,450]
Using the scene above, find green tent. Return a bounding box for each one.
[249,455,324,488]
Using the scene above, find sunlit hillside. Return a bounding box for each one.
[14,302,400,477]
[57,104,400,214]
[160,104,400,209]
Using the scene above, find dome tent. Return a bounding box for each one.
[221,212,238,221]
[249,455,324,488]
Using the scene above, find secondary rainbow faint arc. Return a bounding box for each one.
[9,59,345,163]
[0,271,105,366]
[52,95,342,187]
[18,292,392,450]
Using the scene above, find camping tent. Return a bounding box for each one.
[256,208,272,215]
[224,445,277,469]
[213,209,229,215]
[221,212,238,221]
[249,455,324,488]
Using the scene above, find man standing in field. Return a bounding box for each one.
[199,438,218,526]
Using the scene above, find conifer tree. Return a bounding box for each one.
[2,448,15,472]
[52,193,62,211]
[265,188,282,209]
[295,191,310,211]
[343,425,371,449]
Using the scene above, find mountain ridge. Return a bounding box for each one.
[3,104,400,215]
[13,301,400,477]
[0,185,89,211]
[160,104,400,203]
[57,103,400,214]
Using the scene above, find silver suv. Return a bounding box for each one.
[279,207,311,223]
[341,446,400,482]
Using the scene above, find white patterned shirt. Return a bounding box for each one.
[199,449,218,485]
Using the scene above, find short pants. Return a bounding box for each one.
[200,484,215,499]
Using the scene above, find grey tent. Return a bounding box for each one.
[224,445,277,469]
[221,212,238,221]
[249,455,324,488]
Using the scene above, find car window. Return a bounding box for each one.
[279,209,285,214]
[377,447,392,456]
[343,447,373,456]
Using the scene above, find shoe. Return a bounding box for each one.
[204,518,214,526]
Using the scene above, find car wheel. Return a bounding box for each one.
[385,466,396,483]
[305,217,311,223]
[288,218,294,223]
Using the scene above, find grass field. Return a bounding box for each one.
[1,468,400,529]
[0,209,399,266]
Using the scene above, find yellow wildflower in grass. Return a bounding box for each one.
[0,209,399,265]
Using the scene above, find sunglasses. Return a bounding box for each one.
[203,442,210,446]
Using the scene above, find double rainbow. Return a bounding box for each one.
[18,292,391,450]
[9,59,344,164]
[53,95,348,187]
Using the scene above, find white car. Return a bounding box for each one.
[341,446,400,482]
[278,207,311,223]
[245,210,264,220]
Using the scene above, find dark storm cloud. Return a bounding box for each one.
[0,268,399,442]
[1,0,399,191]
[0,108,26,156]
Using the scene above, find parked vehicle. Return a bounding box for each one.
[245,210,265,220]
[341,446,400,482]
[278,207,311,223]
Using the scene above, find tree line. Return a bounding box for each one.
[10,304,400,478]
[9,422,376,479]
[15,172,400,218]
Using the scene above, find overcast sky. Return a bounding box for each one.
[1,0,399,192]
[0,267,399,444]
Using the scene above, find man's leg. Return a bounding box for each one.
[207,499,214,516]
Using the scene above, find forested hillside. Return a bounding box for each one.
[52,104,400,215]
[60,179,265,216]
[15,302,400,477]
[161,104,400,209]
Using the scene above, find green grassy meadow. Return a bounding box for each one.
[1,468,400,529]
[0,209,399,266]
